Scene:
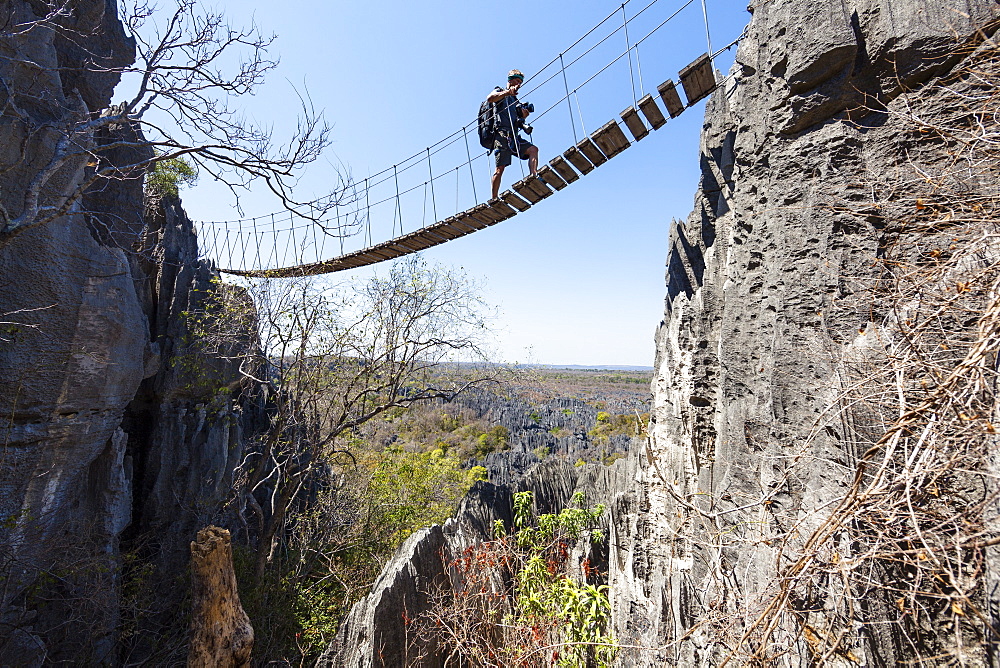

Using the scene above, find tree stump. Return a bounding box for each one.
[187,526,253,668]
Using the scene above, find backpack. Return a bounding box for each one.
[478,96,498,150]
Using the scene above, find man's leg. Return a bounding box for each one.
[491,165,505,200]
[526,145,538,177]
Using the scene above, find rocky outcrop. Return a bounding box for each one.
[322,456,586,667]
[613,0,1000,665]
[0,1,143,662]
[0,2,256,663]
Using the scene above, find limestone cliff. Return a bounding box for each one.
[619,0,1000,664]
[0,1,255,662]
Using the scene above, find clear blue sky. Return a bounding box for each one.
[157,0,750,366]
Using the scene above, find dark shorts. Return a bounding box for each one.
[494,135,534,168]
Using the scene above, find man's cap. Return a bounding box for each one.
[507,69,524,81]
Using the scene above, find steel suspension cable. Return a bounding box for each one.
[700,0,713,60]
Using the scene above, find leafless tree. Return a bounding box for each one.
[186,256,501,579]
[0,0,349,249]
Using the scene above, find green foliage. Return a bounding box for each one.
[378,405,510,461]
[588,411,649,444]
[474,424,509,458]
[146,155,198,198]
[241,445,481,663]
[510,492,613,667]
[416,491,615,666]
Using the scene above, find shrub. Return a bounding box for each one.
[412,492,616,667]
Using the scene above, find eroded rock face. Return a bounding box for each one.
[321,457,584,667]
[613,0,1000,664]
[0,2,255,662]
[0,1,143,662]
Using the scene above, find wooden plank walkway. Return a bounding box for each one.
[221,54,718,279]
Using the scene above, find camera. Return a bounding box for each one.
[518,101,534,114]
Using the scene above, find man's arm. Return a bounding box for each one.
[487,83,519,104]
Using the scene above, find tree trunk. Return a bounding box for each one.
[187,526,254,668]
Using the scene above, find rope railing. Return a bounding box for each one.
[196,0,737,276]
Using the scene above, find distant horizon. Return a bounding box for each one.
[519,363,654,372]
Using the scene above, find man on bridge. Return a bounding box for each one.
[488,69,538,200]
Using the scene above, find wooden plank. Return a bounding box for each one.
[577,137,607,167]
[367,243,398,258]
[537,164,568,190]
[531,175,555,197]
[486,200,514,221]
[607,122,631,153]
[490,199,517,217]
[592,121,630,158]
[392,238,427,252]
[620,107,649,141]
[591,123,617,158]
[512,180,542,204]
[637,94,666,129]
[550,156,580,183]
[679,53,715,106]
[657,80,685,118]
[429,224,463,240]
[364,247,394,261]
[456,211,490,229]
[447,215,480,233]
[379,242,407,255]
[441,215,470,233]
[445,223,471,238]
[501,190,532,211]
[340,255,373,268]
[473,203,503,223]
[519,175,552,199]
[463,208,495,227]
[563,146,594,175]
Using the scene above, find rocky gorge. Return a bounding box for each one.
[330,0,1000,665]
[1,0,1000,665]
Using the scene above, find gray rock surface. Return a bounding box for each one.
[0,2,257,662]
[321,456,584,667]
[0,1,143,661]
[614,0,1000,665]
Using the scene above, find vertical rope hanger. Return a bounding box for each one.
[463,126,478,204]
[364,178,372,247]
[623,3,638,108]
[560,54,578,144]
[268,214,278,270]
[427,148,438,223]
[393,165,402,236]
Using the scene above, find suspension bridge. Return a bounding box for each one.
[197,0,740,279]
